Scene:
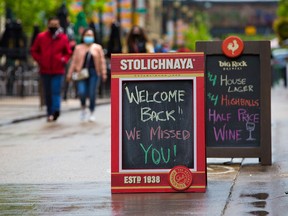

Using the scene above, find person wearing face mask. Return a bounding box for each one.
[30,17,72,122]
[125,25,154,53]
[67,28,107,122]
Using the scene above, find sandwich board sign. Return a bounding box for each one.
[196,36,271,165]
[111,52,207,193]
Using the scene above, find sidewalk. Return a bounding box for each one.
[0,96,111,126]
[0,87,288,215]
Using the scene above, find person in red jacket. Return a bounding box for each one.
[31,17,72,122]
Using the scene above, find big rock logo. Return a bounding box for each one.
[222,36,244,58]
[219,60,248,68]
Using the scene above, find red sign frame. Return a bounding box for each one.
[111,53,206,193]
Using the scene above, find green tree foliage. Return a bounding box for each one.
[81,0,106,17]
[81,0,97,18]
[274,18,288,45]
[0,0,5,17]
[274,0,288,46]
[184,12,211,51]
[1,0,108,36]
[277,0,288,17]
[3,0,73,34]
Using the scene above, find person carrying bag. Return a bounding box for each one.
[67,28,107,122]
[72,51,91,81]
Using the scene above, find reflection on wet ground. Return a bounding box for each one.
[240,193,269,200]
[0,180,230,216]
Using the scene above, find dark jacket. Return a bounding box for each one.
[30,30,72,75]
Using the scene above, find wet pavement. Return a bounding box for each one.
[0,86,288,215]
[0,96,110,126]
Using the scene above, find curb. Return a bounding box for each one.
[0,99,111,127]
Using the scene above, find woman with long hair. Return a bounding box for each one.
[126,25,154,53]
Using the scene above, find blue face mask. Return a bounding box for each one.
[83,36,94,44]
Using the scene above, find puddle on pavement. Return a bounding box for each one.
[207,165,237,175]
[248,210,269,216]
[250,201,266,208]
[240,193,270,216]
[240,193,269,200]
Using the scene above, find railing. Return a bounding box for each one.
[0,62,111,102]
[0,63,39,97]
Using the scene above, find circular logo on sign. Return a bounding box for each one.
[222,36,244,58]
[168,166,193,191]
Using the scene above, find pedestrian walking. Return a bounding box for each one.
[124,25,154,53]
[67,28,107,122]
[30,17,72,122]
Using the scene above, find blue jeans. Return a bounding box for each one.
[41,74,63,116]
[77,68,99,112]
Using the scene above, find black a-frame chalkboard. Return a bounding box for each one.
[122,80,195,169]
[196,40,271,165]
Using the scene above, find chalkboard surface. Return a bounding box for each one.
[122,80,194,169]
[206,55,260,147]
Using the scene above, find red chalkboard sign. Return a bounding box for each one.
[111,53,206,193]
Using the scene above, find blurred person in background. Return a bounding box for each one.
[67,28,107,122]
[30,17,72,122]
[125,25,154,53]
[177,43,191,52]
[154,38,170,53]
